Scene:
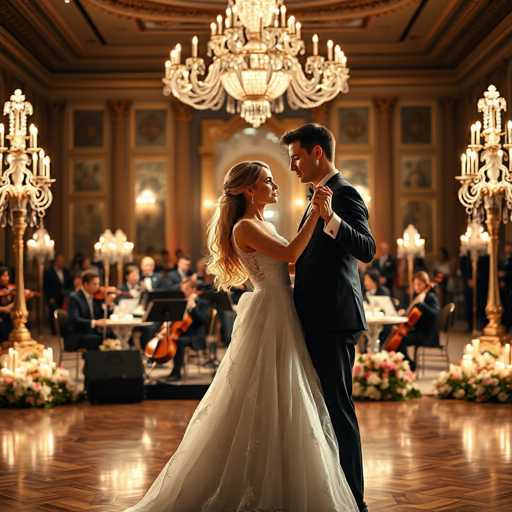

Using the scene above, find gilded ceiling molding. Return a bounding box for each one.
[85,0,415,22]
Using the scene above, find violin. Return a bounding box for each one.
[93,286,132,301]
[0,285,40,300]
[144,313,193,364]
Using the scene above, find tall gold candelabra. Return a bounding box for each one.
[456,84,512,348]
[0,89,54,356]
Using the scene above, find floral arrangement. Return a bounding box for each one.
[352,350,421,401]
[0,350,82,408]
[435,351,512,403]
[99,338,122,351]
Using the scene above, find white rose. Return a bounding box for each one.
[453,388,465,399]
[367,373,381,386]
[381,378,390,390]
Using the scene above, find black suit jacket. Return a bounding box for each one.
[294,173,376,334]
[371,255,396,290]
[66,290,108,337]
[160,270,184,292]
[43,266,72,306]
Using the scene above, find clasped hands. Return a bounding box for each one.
[311,185,333,222]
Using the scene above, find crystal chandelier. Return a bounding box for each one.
[162,0,349,128]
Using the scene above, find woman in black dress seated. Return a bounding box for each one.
[397,271,440,371]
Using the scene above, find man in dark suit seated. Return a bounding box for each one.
[363,269,390,300]
[44,254,73,334]
[65,270,115,351]
[167,278,210,381]
[139,256,162,293]
[397,271,440,371]
[160,255,193,291]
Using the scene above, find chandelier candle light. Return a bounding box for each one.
[456,84,512,348]
[0,89,54,355]
[397,224,425,302]
[94,229,134,289]
[27,226,55,335]
[163,0,349,127]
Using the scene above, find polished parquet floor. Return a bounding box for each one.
[1,397,511,511]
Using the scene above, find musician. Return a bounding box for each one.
[65,271,115,351]
[363,269,390,300]
[139,256,162,292]
[43,254,73,333]
[121,265,142,299]
[168,277,210,381]
[396,271,440,370]
[161,255,193,291]
[0,266,14,342]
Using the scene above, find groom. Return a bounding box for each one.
[282,124,375,512]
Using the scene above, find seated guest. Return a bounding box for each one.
[43,254,73,333]
[121,265,142,299]
[65,271,115,351]
[396,271,440,370]
[363,269,390,300]
[194,256,214,290]
[371,242,396,295]
[139,256,161,292]
[162,255,193,291]
[0,266,14,343]
[156,249,174,274]
[168,278,210,381]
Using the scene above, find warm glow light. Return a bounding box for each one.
[203,199,215,209]
[294,197,306,208]
[136,189,156,206]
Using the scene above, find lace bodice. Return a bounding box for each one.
[234,222,291,291]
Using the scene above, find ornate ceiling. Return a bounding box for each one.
[1,0,511,81]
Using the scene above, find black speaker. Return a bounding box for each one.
[84,350,144,404]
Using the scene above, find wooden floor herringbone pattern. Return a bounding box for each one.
[0,398,511,511]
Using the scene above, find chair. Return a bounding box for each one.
[417,302,456,376]
[54,309,85,381]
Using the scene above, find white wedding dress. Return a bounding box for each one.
[125,224,358,512]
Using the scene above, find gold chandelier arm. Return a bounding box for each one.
[163,59,226,111]
[287,58,349,110]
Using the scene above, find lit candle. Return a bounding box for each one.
[192,35,198,58]
[470,123,475,145]
[503,343,511,365]
[175,44,181,64]
[39,149,45,176]
[471,338,480,354]
[465,343,473,355]
[47,347,53,366]
[274,7,279,27]
[44,155,50,178]
[164,59,171,73]
[217,14,223,35]
[327,40,333,61]
[496,360,506,370]
[29,123,38,148]
[288,15,295,33]
[312,34,319,56]
[210,22,217,36]
[462,354,473,375]
[475,121,481,145]
[225,16,231,29]
[295,21,301,39]
[280,5,286,27]
[340,51,347,67]
[508,120,512,144]
[226,7,232,26]
[0,123,4,147]
[466,149,472,174]
[32,151,38,176]
[461,153,467,176]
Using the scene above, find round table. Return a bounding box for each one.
[365,314,408,352]
[104,318,153,350]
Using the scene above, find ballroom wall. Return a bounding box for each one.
[1,53,511,266]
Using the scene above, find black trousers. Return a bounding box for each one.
[304,331,365,510]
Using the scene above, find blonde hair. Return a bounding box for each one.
[207,161,268,290]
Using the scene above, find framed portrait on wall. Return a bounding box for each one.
[337,107,369,145]
[400,155,434,191]
[400,106,432,145]
[134,159,167,252]
[135,109,167,148]
[71,158,105,194]
[400,199,434,253]
[71,201,105,256]
[73,110,104,149]
[338,157,372,205]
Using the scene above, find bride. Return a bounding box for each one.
[125,161,358,512]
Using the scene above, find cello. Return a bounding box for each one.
[144,313,193,364]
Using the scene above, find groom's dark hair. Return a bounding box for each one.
[280,123,335,162]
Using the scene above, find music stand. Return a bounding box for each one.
[142,289,184,309]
